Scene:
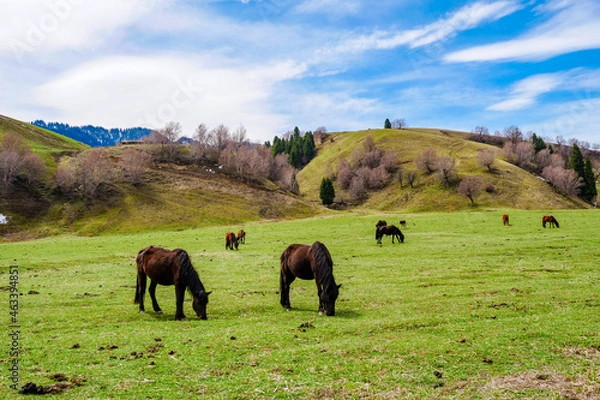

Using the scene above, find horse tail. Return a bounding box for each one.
[279,249,289,293]
[554,217,559,228]
[134,247,147,304]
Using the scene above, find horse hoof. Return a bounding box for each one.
[156,310,163,314]
[139,310,145,314]
[318,311,324,316]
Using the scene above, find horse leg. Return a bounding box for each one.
[280,270,294,310]
[137,273,147,313]
[316,281,324,315]
[174,284,187,321]
[148,280,162,314]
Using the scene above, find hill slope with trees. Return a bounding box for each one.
[297,128,595,211]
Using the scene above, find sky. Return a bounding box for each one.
[1,0,599,145]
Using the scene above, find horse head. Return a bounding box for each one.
[192,290,211,320]
[320,283,341,316]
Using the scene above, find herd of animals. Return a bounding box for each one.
[133,214,561,321]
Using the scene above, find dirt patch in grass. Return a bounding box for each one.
[481,371,600,399]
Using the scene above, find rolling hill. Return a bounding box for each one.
[297,128,590,211]
[0,116,593,240]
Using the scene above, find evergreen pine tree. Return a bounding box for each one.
[384,119,392,129]
[319,177,335,206]
[570,144,585,176]
[583,156,598,202]
[531,133,546,153]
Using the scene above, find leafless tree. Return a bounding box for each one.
[514,141,535,168]
[0,132,47,190]
[119,148,152,185]
[380,151,398,173]
[160,121,182,143]
[211,124,230,150]
[406,170,417,188]
[231,125,248,144]
[415,148,438,174]
[435,155,455,185]
[313,127,327,144]
[458,175,484,206]
[392,118,407,130]
[337,166,354,190]
[55,148,115,199]
[348,175,367,201]
[476,148,496,172]
[542,166,582,196]
[503,125,523,144]
[471,126,489,140]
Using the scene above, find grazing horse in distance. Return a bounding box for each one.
[399,220,407,228]
[502,214,510,226]
[542,215,559,228]
[376,220,387,228]
[376,225,405,244]
[236,229,246,244]
[280,241,341,316]
[135,246,211,320]
[225,232,238,250]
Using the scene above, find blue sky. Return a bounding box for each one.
[1,0,599,145]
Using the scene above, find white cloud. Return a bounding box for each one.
[295,0,360,15]
[488,69,600,111]
[324,0,521,55]
[0,0,158,59]
[445,0,600,62]
[488,73,564,111]
[29,55,307,141]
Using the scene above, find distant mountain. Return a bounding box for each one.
[31,120,151,147]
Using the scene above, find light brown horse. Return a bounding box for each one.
[542,215,559,228]
[502,214,509,226]
[135,246,210,320]
[236,229,246,244]
[226,232,238,250]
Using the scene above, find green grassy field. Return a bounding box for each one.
[1,210,599,399]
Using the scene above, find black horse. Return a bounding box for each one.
[280,241,341,316]
[376,225,404,244]
[135,246,211,320]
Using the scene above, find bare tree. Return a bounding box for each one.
[415,148,438,174]
[458,175,484,206]
[211,124,230,150]
[55,148,115,199]
[406,170,417,188]
[0,132,47,190]
[337,166,354,190]
[542,166,582,196]
[514,141,535,168]
[471,126,489,140]
[231,125,248,144]
[380,151,398,173]
[503,125,523,144]
[313,126,327,144]
[435,155,455,185]
[392,118,407,130]
[119,148,152,185]
[476,148,496,172]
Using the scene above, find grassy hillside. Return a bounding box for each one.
[0,114,87,168]
[298,128,588,211]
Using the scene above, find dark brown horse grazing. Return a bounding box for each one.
[376,225,404,244]
[376,220,387,228]
[502,214,510,226]
[280,241,341,316]
[542,215,559,228]
[225,232,238,250]
[399,220,407,228]
[236,229,246,244]
[135,246,211,320]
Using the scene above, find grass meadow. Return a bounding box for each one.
[1,210,599,399]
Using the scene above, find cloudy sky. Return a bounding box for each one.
[1,0,599,144]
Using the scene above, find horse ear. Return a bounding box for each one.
[337,284,342,289]
[206,291,212,296]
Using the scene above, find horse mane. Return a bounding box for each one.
[311,241,336,290]
[176,249,206,294]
